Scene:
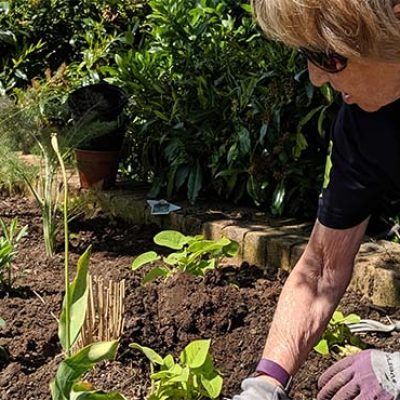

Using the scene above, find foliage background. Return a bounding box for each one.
[0,0,337,218]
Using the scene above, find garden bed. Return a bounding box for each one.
[1,195,400,400]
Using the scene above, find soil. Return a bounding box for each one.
[1,195,400,400]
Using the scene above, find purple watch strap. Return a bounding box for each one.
[256,359,292,390]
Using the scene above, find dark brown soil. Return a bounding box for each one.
[1,195,400,400]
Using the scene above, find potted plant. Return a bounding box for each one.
[67,82,128,189]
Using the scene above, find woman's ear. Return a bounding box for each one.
[393,4,400,19]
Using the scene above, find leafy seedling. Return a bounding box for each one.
[50,134,126,400]
[0,217,28,287]
[130,339,223,399]
[314,310,367,358]
[132,230,239,284]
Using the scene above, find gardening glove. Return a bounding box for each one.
[317,349,400,400]
[232,376,291,400]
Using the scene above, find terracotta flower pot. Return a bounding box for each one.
[75,149,120,189]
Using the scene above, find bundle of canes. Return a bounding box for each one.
[75,276,126,350]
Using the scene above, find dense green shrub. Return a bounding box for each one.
[0,0,149,92]
[1,0,336,217]
[104,0,335,216]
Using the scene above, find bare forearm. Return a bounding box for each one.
[262,259,349,374]
[262,219,368,375]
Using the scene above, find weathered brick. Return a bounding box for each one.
[201,219,235,240]
[372,267,400,306]
[242,229,282,269]
[267,234,308,272]
[168,212,186,232]
[184,216,203,236]
[221,225,251,265]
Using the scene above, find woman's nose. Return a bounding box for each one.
[307,61,329,87]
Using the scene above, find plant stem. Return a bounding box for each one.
[42,152,56,256]
[51,134,71,356]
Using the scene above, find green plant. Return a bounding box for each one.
[0,83,121,255]
[0,89,69,256]
[0,0,149,92]
[131,339,223,399]
[132,230,239,283]
[314,310,367,357]
[0,217,28,287]
[50,134,126,400]
[0,143,37,195]
[105,0,335,215]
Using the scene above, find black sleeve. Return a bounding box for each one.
[317,103,386,229]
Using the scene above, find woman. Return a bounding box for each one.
[234,1,400,399]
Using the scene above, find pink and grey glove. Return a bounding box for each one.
[317,349,400,400]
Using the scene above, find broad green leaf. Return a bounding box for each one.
[168,366,189,383]
[191,259,215,275]
[297,105,323,133]
[151,364,185,381]
[154,230,189,250]
[271,181,286,216]
[150,370,173,380]
[163,354,175,369]
[180,339,210,369]
[51,341,119,400]
[142,266,170,284]
[130,343,163,365]
[241,3,252,13]
[187,238,230,254]
[71,382,127,400]
[187,161,203,204]
[342,314,361,324]
[0,317,5,329]
[59,246,91,351]
[314,339,329,355]
[164,251,186,265]
[132,251,160,271]
[331,311,345,324]
[223,240,240,257]
[201,373,223,399]
[175,165,190,191]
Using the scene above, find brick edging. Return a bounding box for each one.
[91,190,400,307]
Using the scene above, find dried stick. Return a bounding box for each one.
[74,276,125,351]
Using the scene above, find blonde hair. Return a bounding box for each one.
[252,0,400,62]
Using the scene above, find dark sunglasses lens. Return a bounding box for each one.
[301,49,347,73]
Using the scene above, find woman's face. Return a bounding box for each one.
[308,58,400,112]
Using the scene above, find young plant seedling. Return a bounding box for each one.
[130,339,223,399]
[132,230,239,284]
[0,217,28,287]
[50,134,126,400]
[314,310,367,358]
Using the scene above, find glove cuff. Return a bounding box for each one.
[256,359,292,391]
[371,350,400,395]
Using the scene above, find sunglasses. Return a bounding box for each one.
[299,48,348,73]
